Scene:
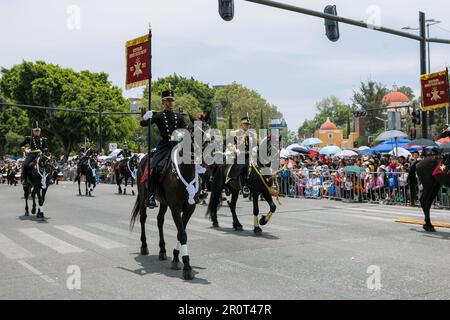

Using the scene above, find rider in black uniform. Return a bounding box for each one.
[19,123,48,184]
[140,88,186,208]
[117,143,132,159]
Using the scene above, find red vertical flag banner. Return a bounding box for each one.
[420,69,449,111]
[125,35,150,90]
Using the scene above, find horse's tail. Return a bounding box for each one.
[408,161,418,206]
[130,157,146,230]
[130,188,141,231]
[206,165,224,218]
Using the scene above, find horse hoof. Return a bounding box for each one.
[31,208,36,215]
[123,190,127,195]
[183,269,194,280]
[259,216,268,226]
[171,261,181,270]
[132,191,135,196]
[159,252,167,261]
[233,223,243,231]
[253,226,262,234]
[212,222,220,228]
[140,247,149,255]
[24,212,29,217]
[423,224,436,232]
[118,190,122,195]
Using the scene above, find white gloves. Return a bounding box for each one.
[143,111,153,121]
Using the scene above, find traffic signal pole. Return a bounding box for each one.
[420,12,428,138]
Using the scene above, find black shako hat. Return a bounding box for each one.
[241,116,250,124]
[161,89,175,101]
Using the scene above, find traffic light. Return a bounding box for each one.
[218,0,234,21]
[412,110,421,125]
[353,110,367,117]
[324,5,340,42]
[409,128,416,140]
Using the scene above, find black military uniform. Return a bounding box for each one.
[140,89,186,208]
[117,145,132,159]
[230,116,255,195]
[20,124,48,183]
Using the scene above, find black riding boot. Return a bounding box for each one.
[147,169,158,209]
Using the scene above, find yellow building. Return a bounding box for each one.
[314,118,359,149]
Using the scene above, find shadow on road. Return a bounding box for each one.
[412,228,450,240]
[116,254,211,285]
[18,215,50,224]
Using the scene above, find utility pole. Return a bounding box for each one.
[98,103,103,154]
[419,12,428,139]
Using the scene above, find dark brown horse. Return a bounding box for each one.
[23,153,53,221]
[115,154,139,195]
[408,156,450,232]
[130,115,210,280]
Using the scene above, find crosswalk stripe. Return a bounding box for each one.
[86,223,139,240]
[146,217,231,237]
[18,228,84,254]
[119,220,204,241]
[54,225,126,249]
[0,232,34,259]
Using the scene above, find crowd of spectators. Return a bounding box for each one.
[275,149,444,205]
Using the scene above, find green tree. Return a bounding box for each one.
[352,80,389,135]
[5,131,24,155]
[298,96,352,137]
[0,101,29,156]
[213,82,278,133]
[0,61,137,156]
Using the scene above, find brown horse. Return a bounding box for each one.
[130,115,210,280]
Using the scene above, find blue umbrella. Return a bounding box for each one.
[372,139,411,153]
[301,138,323,146]
[319,145,341,156]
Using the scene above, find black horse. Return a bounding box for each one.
[206,134,281,234]
[76,154,97,196]
[130,113,210,281]
[23,153,53,220]
[408,156,450,232]
[115,154,139,195]
[7,166,19,186]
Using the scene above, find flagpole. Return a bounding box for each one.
[147,25,152,203]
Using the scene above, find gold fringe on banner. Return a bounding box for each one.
[125,79,149,90]
[125,35,149,48]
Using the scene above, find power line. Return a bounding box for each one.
[435,25,450,34]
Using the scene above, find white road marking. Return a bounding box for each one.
[54,225,126,249]
[146,217,231,237]
[119,220,204,241]
[86,223,138,240]
[17,260,56,285]
[316,208,394,223]
[18,228,84,254]
[0,232,34,260]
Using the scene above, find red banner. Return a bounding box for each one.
[421,69,449,111]
[125,34,150,90]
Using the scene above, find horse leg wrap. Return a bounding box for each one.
[180,244,188,257]
[254,215,259,227]
[265,212,273,223]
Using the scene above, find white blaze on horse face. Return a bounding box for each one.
[180,244,188,257]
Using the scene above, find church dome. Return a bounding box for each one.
[320,117,337,130]
[382,91,410,106]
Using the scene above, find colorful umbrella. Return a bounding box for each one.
[335,149,358,158]
[301,138,323,146]
[437,137,450,144]
[319,145,342,156]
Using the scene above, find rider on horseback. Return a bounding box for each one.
[78,140,93,166]
[117,143,132,159]
[140,88,186,208]
[19,122,48,185]
[229,115,256,197]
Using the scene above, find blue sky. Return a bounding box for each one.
[1,0,449,130]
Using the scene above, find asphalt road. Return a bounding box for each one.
[1,181,450,300]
